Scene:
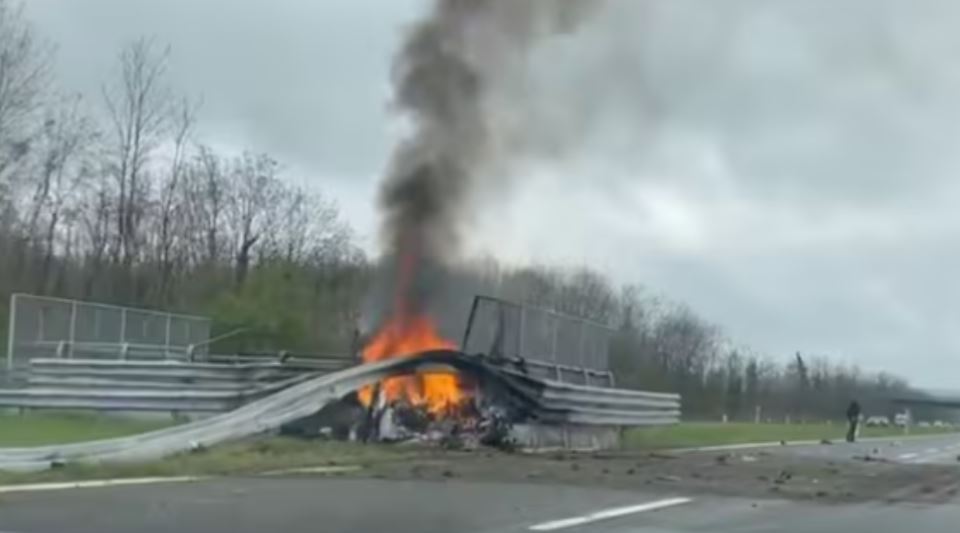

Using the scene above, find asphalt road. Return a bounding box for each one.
[2,475,960,533]
[744,432,960,465]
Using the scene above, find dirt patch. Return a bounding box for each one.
[349,448,959,504]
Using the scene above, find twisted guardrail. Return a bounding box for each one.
[0,350,679,471]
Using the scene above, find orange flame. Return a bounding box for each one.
[357,314,463,415]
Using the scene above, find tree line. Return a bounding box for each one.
[0,1,929,421]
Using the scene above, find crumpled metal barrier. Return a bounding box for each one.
[0,351,679,472]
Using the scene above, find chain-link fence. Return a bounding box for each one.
[5,294,211,376]
[461,295,613,385]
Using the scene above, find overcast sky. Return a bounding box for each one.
[23,0,960,388]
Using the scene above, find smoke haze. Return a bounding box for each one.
[375,0,597,318]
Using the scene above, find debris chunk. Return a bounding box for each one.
[773,470,793,484]
[648,452,676,460]
[656,475,682,483]
[853,455,888,463]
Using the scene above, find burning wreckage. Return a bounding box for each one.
[287,295,679,451]
[293,315,545,451]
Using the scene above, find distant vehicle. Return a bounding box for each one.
[933,420,946,428]
[917,421,931,428]
[894,413,910,427]
[865,416,890,427]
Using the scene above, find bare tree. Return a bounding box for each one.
[555,267,616,324]
[0,0,50,184]
[180,145,227,267]
[23,95,96,292]
[152,97,197,303]
[227,152,280,286]
[102,37,171,281]
[77,185,112,298]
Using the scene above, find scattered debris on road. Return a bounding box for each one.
[656,474,682,483]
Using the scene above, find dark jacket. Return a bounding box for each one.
[846,401,861,420]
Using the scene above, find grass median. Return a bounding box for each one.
[0,411,176,447]
[0,411,424,486]
[623,422,958,450]
[0,437,418,485]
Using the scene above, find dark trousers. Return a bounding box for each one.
[846,417,859,442]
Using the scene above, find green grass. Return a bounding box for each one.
[0,411,176,447]
[0,437,416,485]
[623,422,958,450]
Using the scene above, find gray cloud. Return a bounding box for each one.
[24,0,960,387]
[466,0,960,387]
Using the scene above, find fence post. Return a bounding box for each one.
[67,300,78,359]
[120,308,127,350]
[518,306,526,358]
[164,315,172,360]
[6,294,17,374]
[577,322,586,370]
[551,315,559,367]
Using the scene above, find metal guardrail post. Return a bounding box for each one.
[6,294,16,373]
[164,315,172,360]
[119,308,127,355]
[56,341,67,358]
[67,301,77,359]
[120,343,129,360]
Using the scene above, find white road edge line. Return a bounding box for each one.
[528,497,693,531]
[0,476,206,494]
[258,465,362,476]
[898,453,919,460]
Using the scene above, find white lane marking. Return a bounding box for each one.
[925,448,940,454]
[528,497,693,531]
[898,453,919,460]
[0,476,205,494]
[258,465,361,476]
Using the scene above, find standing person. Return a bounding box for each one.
[846,400,862,442]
